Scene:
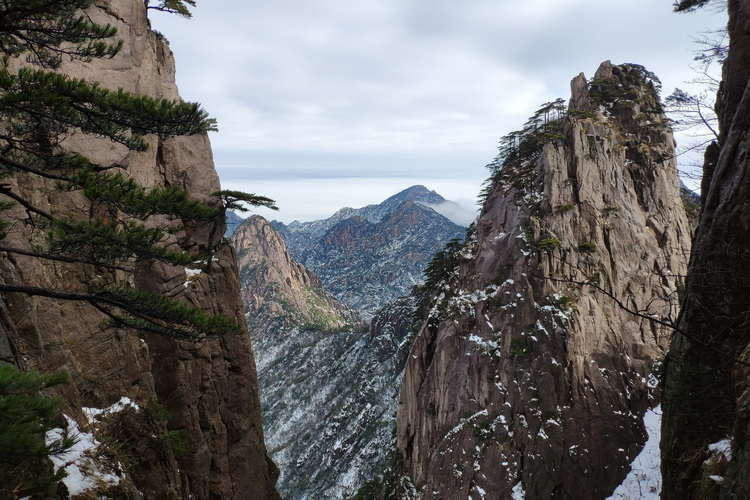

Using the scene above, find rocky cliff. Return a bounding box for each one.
[234,215,416,498]
[392,62,691,499]
[0,2,278,498]
[234,215,357,333]
[273,186,466,318]
[662,1,750,497]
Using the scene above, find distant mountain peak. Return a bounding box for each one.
[384,185,445,206]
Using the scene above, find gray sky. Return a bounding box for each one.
[150,1,724,223]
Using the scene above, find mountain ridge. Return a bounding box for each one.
[272,186,467,318]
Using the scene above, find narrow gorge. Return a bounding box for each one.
[229,63,697,499]
[3,1,749,500]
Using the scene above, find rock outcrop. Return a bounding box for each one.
[0,2,278,498]
[234,215,356,333]
[393,62,691,499]
[662,2,750,497]
[234,216,416,498]
[273,186,466,318]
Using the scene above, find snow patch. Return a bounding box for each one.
[46,416,122,495]
[707,438,733,462]
[606,405,662,500]
[511,481,526,499]
[83,397,140,424]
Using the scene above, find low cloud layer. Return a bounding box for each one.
[423,201,478,227]
[150,2,723,221]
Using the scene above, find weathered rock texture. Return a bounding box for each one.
[0,1,278,498]
[393,62,691,499]
[662,1,750,498]
[234,216,416,498]
[234,215,357,333]
[272,186,466,319]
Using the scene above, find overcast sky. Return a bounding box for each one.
[150,1,724,223]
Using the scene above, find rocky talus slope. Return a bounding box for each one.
[0,2,278,498]
[234,216,418,499]
[392,62,691,499]
[273,186,466,319]
[661,2,750,497]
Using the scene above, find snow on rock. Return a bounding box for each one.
[82,396,140,424]
[511,481,526,499]
[707,438,733,462]
[607,406,662,500]
[45,398,140,495]
[45,415,123,495]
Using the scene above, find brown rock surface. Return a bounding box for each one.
[394,63,691,499]
[0,1,278,498]
[233,215,355,332]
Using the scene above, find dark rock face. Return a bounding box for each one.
[662,2,750,498]
[0,2,278,498]
[393,63,691,499]
[273,188,466,319]
[233,216,416,498]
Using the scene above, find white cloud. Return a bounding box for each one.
[149,1,725,221]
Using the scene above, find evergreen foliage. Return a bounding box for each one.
[414,237,464,322]
[0,0,274,338]
[588,63,663,112]
[146,0,197,18]
[0,364,74,498]
[214,190,279,213]
[674,0,713,12]
[479,98,567,204]
[0,0,122,68]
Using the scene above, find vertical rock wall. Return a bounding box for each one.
[394,63,691,499]
[0,1,278,498]
[662,0,750,497]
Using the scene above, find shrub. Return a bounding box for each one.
[578,242,597,253]
[537,238,561,252]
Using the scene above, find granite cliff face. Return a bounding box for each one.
[273,186,466,319]
[392,63,691,499]
[662,1,750,497]
[234,215,357,333]
[233,216,416,498]
[0,2,278,498]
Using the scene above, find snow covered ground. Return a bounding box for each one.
[606,406,662,500]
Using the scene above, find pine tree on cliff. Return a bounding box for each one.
[0,364,74,498]
[146,0,197,17]
[0,0,276,339]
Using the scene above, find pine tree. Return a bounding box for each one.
[673,0,714,12]
[146,0,197,18]
[0,364,74,498]
[0,0,275,339]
